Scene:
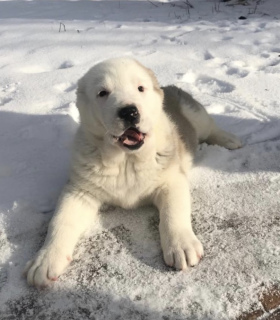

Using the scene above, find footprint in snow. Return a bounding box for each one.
[64,84,77,92]
[260,53,270,58]
[222,36,233,41]
[204,51,214,60]
[258,22,267,29]
[58,61,74,70]
[1,83,19,94]
[258,58,280,72]
[226,67,249,78]
[0,97,12,106]
[196,76,235,94]
[0,83,19,106]
[160,35,176,42]
[269,60,280,67]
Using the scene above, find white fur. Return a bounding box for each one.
[24,58,241,288]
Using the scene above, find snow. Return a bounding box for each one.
[0,0,280,319]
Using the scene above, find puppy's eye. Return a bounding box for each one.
[138,86,144,92]
[98,90,109,97]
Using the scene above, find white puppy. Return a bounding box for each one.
[24,58,241,288]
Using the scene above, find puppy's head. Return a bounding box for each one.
[76,57,163,151]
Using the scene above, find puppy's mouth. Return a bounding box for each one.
[114,127,146,150]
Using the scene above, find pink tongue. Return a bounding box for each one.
[121,129,142,146]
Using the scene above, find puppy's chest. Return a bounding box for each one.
[90,157,161,205]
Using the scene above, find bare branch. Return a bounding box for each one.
[59,22,66,33]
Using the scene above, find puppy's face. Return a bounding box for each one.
[77,58,163,151]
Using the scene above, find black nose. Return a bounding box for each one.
[118,105,140,125]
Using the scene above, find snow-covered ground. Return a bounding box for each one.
[0,1,280,319]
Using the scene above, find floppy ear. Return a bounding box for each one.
[75,72,105,135]
[76,76,89,113]
[146,67,164,100]
[133,59,164,99]
[75,75,96,131]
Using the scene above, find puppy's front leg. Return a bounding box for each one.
[24,186,100,288]
[154,174,203,270]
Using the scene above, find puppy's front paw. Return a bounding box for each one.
[24,247,72,288]
[160,229,204,270]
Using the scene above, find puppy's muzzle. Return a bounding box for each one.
[118,105,140,126]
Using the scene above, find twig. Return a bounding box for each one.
[248,1,258,14]
[212,1,221,13]
[174,12,182,19]
[147,0,158,7]
[59,22,66,32]
[184,0,194,9]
